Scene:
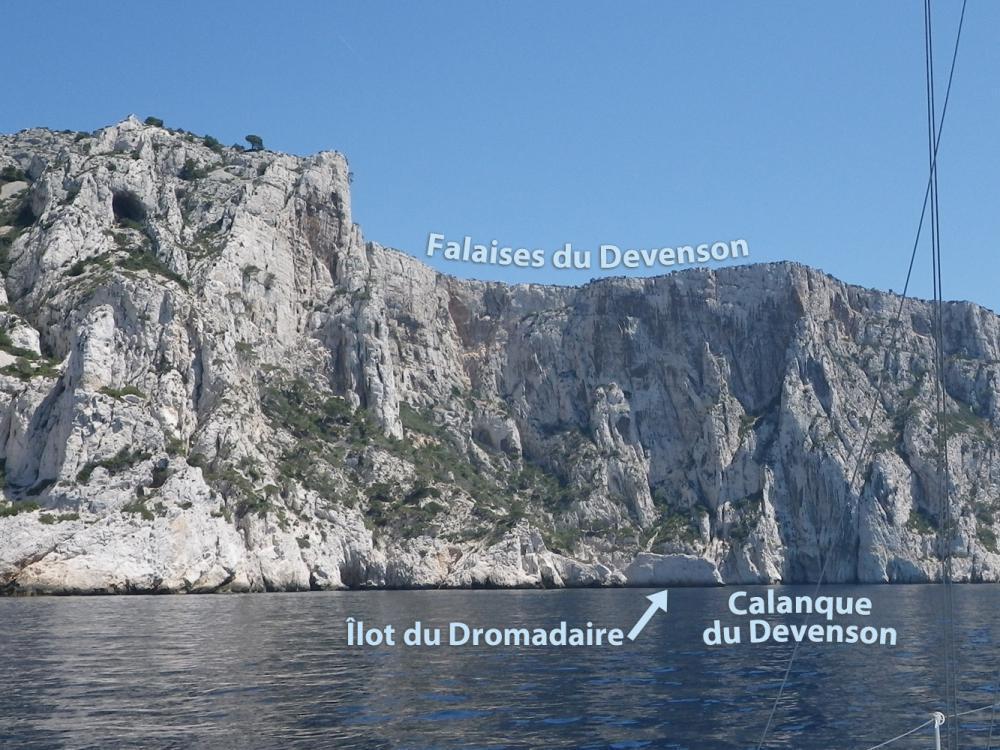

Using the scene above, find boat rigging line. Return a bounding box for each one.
[924,0,960,745]
[754,1,969,747]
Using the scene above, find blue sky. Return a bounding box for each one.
[2,1,997,311]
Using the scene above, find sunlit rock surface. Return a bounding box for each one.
[0,117,997,593]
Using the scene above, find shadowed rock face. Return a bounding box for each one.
[0,117,997,594]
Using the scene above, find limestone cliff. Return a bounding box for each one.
[0,117,997,593]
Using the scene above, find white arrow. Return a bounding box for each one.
[627,590,670,641]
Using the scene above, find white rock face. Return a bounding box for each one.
[624,553,723,586]
[0,118,998,594]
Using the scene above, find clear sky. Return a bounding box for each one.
[2,1,997,311]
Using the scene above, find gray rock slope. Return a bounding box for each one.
[0,117,997,593]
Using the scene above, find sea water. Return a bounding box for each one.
[0,585,997,749]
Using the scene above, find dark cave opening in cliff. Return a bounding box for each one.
[112,190,146,226]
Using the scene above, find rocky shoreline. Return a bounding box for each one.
[0,117,998,595]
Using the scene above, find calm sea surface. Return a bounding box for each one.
[1,585,998,749]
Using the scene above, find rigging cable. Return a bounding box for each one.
[988,664,999,750]
[924,0,961,746]
[754,1,969,746]
[856,697,1000,750]
[858,716,935,750]
[986,444,999,749]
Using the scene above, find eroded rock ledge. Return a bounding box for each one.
[0,117,998,594]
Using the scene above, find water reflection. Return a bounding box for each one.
[0,585,997,749]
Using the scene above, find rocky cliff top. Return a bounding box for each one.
[0,116,997,594]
